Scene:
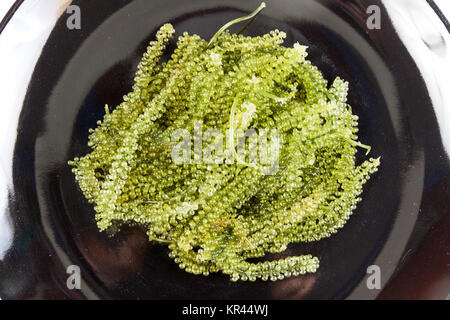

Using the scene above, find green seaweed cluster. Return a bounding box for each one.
[69,4,380,282]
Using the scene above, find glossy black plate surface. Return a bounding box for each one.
[0,0,449,299]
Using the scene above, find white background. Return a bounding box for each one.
[0,0,15,22]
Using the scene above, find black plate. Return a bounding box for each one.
[0,0,449,299]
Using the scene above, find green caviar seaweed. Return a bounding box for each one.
[69,3,380,282]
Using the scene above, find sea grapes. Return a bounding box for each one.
[69,3,380,282]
